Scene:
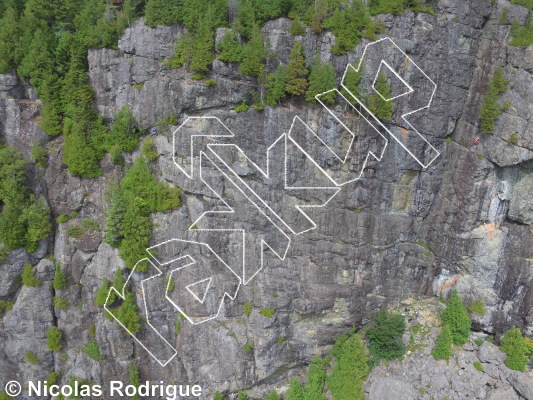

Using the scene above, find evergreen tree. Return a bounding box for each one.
[285,378,305,400]
[238,0,256,39]
[500,326,528,372]
[432,324,453,360]
[107,106,140,153]
[144,0,182,27]
[53,264,67,290]
[104,188,127,248]
[115,291,142,333]
[239,24,264,77]
[305,54,336,104]
[286,40,308,96]
[0,8,23,73]
[218,30,243,63]
[264,391,280,400]
[303,356,327,400]
[264,64,287,106]
[341,62,363,100]
[327,332,369,400]
[47,326,63,351]
[441,290,472,345]
[365,307,406,363]
[21,264,41,287]
[289,19,307,36]
[310,0,328,34]
[189,11,215,75]
[22,197,51,252]
[95,278,112,306]
[39,76,64,136]
[119,197,152,270]
[480,66,508,134]
[366,69,393,120]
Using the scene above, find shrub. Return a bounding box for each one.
[500,7,509,24]
[508,134,519,145]
[260,308,276,318]
[66,225,85,239]
[53,264,67,290]
[276,336,286,344]
[129,361,140,399]
[83,339,104,361]
[243,302,252,317]
[441,290,471,345]
[175,319,182,334]
[235,100,250,112]
[53,296,69,308]
[286,41,308,96]
[365,307,406,363]
[95,278,112,307]
[31,143,47,167]
[0,300,13,316]
[327,332,369,400]
[206,79,217,86]
[242,342,253,353]
[217,30,243,63]
[469,298,487,316]
[289,19,307,36]
[264,65,287,106]
[432,324,453,360]
[80,219,99,231]
[474,338,484,346]
[306,54,336,104]
[47,326,63,351]
[114,292,142,334]
[47,371,59,386]
[56,214,69,224]
[480,67,508,134]
[165,275,175,292]
[366,69,393,120]
[500,326,528,372]
[264,391,280,400]
[473,361,484,372]
[142,138,159,161]
[26,351,39,364]
[509,20,533,48]
[214,391,225,400]
[22,264,41,287]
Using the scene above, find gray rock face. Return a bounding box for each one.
[1,0,533,397]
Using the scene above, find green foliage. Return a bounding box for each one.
[213,391,224,400]
[480,67,509,134]
[53,264,67,290]
[473,361,484,372]
[31,143,47,167]
[22,264,41,287]
[95,278,112,306]
[47,371,59,386]
[0,300,13,316]
[369,0,435,16]
[0,7,23,74]
[365,308,406,364]
[441,290,472,345]
[500,7,509,24]
[239,24,265,77]
[243,301,252,317]
[276,336,286,344]
[83,339,104,361]
[510,0,533,7]
[509,19,533,48]
[0,146,51,252]
[206,79,218,86]
[500,326,528,372]
[366,69,393,120]
[218,30,243,63]
[56,214,69,224]
[290,19,307,36]
[128,361,140,399]
[175,318,182,334]
[264,391,280,400]
[327,332,369,400]
[144,0,182,27]
[53,296,70,308]
[260,308,276,318]
[286,41,308,96]
[285,378,305,400]
[306,54,336,104]
[242,342,254,353]
[47,326,63,351]
[26,351,40,364]
[66,225,85,239]
[235,100,250,112]
[142,138,159,161]
[469,299,487,316]
[341,63,363,99]
[115,291,142,334]
[323,1,373,55]
[165,275,175,292]
[106,106,141,153]
[432,324,453,360]
[474,338,484,346]
[238,0,256,39]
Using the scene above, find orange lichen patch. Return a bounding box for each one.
[402,127,409,138]
[440,274,462,294]
[474,222,498,242]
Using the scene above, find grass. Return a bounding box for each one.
[66,225,85,239]
[56,214,69,223]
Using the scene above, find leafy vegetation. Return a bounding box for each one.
[242,342,254,353]
[500,326,528,372]
[469,298,487,316]
[0,300,13,317]
[480,67,509,134]
[286,41,308,96]
[83,339,104,361]
[31,143,47,167]
[366,69,393,120]
[21,264,41,287]
[53,264,67,290]
[243,302,252,317]
[218,30,243,63]
[473,361,484,372]
[327,331,369,400]
[365,307,406,364]
[305,55,336,104]
[259,308,276,318]
[441,290,471,345]
[25,351,39,364]
[509,19,533,48]
[0,146,51,252]
[128,361,141,400]
[432,324,453,360]
[53,296,70,308]
[47,326,63,351]
[95,278,112,306]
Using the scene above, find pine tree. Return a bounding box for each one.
[500,326,528,372]
[189,11,215,76]
[53,264,67,290]
[341,62,363,100]
[143,0,182,27]
[432,324,453,360]
[285,378,306,400]
[264,65,287,106]
[366,69,393,121]
[39,76,64,136]
[365,307,406,362]
[95,278,112,306]
[218,30,243,63]
[238,0,256,39]
[104,188,127,248]
[115,291,142,333]
[22,197,51,253]
[303,356,327,400]
[289,19,307,36]
[441,290,472,345]
[310,0,328,34]
[306,54,336,104]
[239,24,264,77]
[0,7,23,73]
[286,40,308,96]
[107,106,140,153]
[327,332,369,400]
[47,326,63,351]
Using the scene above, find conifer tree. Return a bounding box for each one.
[239,24,264,77]
[264,65,287,106]
[365,307,406,362]
[107,106,140,153]
[286,40,308,96]
[189,11,215,76]
[441,290,472,345]
[47,326,63,351]
[115,291,141,333]
[95,278,112,306]
[0,8,23,73]
[53,264,67,290]
[238,0,256,39]
[310,0,328,34]
[500,326,528,372]
[305,54,336,104]
[285,378,306,400]
[366,69,393,120]
[432,324,453,360]
[104,188,127,248]
[218,30,243,63]
[143,0,182,27]
[341,62,363,99]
